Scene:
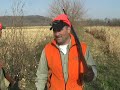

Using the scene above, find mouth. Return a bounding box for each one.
[55,36,62,41]
[56,37,62,40]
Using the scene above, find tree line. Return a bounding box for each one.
[81,18,120,26]
[0,15,51,27]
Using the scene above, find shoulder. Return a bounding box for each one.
[44,42,52,49]
[44,39,56,49]
[80,42,87,48]
[44,42,54,54]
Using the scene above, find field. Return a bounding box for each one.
[0,26,120,90]
[2,26,53,46]
[84,26,120,90]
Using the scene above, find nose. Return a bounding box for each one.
[54,31,60,36]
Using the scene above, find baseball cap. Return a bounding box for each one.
[0,23,6,30]
[50,14,71,31]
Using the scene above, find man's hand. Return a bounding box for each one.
[83,66,94,82]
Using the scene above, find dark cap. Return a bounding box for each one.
[0,23,6,30]
[50,20,69,31]
[50,14,71,31]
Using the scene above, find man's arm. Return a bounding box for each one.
[84,47,97,82]
[35,49,48,90]
[0,68,8,90]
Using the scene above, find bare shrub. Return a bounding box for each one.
[84,26,106,41]
[0,0,37,89]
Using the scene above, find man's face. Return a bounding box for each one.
[53,26,71,45]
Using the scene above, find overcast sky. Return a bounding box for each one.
[0,0,120,19]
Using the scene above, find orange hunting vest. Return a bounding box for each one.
[45,34,87,90]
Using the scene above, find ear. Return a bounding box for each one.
[67,27,71,33]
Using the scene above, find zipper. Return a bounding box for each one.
[65,83,66,90]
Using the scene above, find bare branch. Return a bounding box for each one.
[48,0,86,26]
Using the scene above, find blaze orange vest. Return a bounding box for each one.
[45,34,87,90]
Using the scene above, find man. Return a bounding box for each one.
[0,23,5,38]
[0,24,9,90]
[0,23,20,90]
[0,61,20,90]
[0,23,3,38]
[0,62,10,90]
[36,14,97,90]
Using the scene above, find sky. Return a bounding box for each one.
[0,0,120,19]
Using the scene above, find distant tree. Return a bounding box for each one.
[11,0,25,27]
[105,18,111,26]
[111,18,120,26]
[48,0,86,27]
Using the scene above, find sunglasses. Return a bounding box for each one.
[50,20,69,32]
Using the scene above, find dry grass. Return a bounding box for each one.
[2,26,53,47]
[84,26,120,58]
[105,27,120,56]
[83,26,120,90]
